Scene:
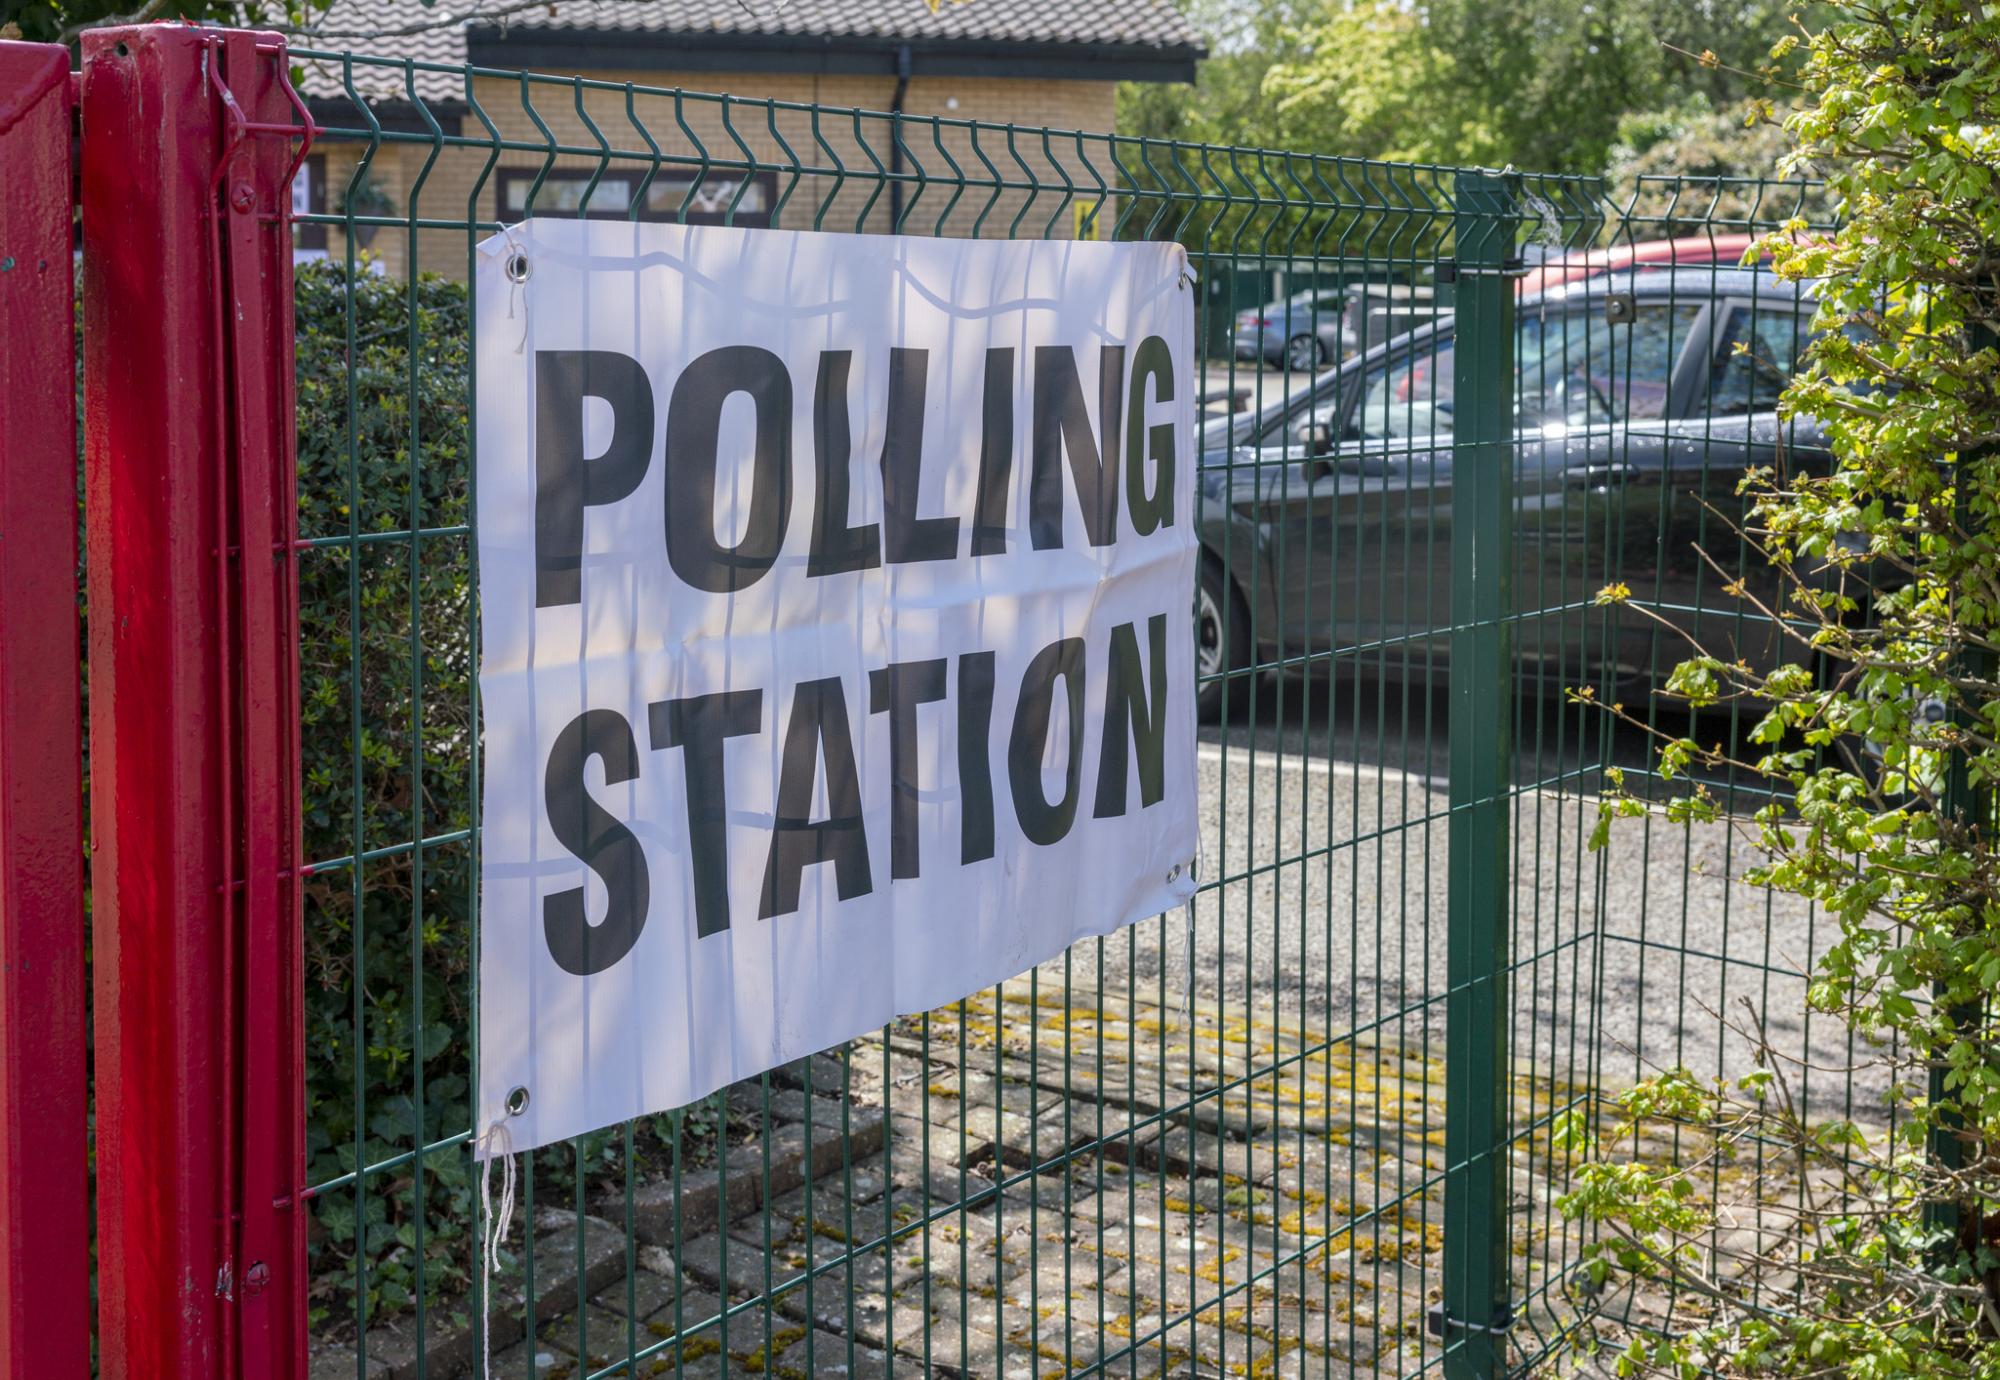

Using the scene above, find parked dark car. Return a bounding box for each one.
[1230,289,1349,369]
[1336,283,1443,361]
[1231,284,1441,371]
[1195,267,1823,718]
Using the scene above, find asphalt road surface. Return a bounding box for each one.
[1050,674,1889,1128]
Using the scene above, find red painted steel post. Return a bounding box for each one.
[0,39,92,1380]
[81,25,309,1380]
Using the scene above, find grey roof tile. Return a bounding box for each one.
[288,0,1200,102]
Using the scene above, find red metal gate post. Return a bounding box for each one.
[81,25,310,1379]
[0,39,91,1380]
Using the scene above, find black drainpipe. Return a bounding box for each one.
[887,43,912,231]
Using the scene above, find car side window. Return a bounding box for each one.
[1344,303,1700,445]
[1517,303,1701,428]
[1708,303,1806,416]
[1355,342,1456,441]
[1271,299,1704,452]
[1244,378,1344,453]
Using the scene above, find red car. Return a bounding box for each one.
[1517,232,1761,296]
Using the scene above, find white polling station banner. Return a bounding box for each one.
[474,218,1198,1155]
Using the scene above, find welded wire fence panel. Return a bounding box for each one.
[287,46,1832,1378]
[1520,183,1852,1359]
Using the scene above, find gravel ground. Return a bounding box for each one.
[1046,678,1891,1129]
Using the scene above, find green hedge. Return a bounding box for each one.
[295,261,738,1336]
[297,260,478,1328]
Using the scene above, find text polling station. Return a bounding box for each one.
[475,219,1198,1153]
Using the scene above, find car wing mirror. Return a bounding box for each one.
[1290,418,1338,459]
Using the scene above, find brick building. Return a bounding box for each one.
[286,0,1204,275]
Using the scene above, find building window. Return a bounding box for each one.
[496,169,777,227]
[293,153,328,252]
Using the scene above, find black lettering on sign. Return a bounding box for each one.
[957,651,998,865]
[543,708,650,976]
[1093,614,1169,818]
[868,659,948,880]
[880,348,959,564]
[664,345,793,593]
[650,689,763,938]
[970,348,1015,556]
[1125,336,1176,537]
[760,678,873,919]
[807,351,882,577]
[1030,345,1124,549]
[535,350,654,608]
[1008,637,1087,846]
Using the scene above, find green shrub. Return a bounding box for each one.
[1565,2,2000,1372]
[295,259,477,1330]
[294,261,751,1337]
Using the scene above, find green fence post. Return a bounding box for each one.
[1440,168,1517,1380]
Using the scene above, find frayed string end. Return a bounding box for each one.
[477,1120,516,1380]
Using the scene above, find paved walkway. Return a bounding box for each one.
[322,976,1600,1379]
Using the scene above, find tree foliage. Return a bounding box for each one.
[1118,0,1313,148]
[1262,0,1503,167]
[1561,1,2000,1372]
[1417,0,1808,173]
[0,0,274,45]
[1605,95,1834,233]
[1129,0,1813,178]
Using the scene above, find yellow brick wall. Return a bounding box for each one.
[312,71,1120,279]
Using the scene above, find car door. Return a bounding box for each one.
[1329,337,1459,668]
[1236,333,1459,663]
[1513,295,1708,693]
[1643,291,1819,682]
[1312,299,1706,686]
[1244,296,1710,686]
[1225,366,1393,659]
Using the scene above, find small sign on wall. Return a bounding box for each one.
[473,219,1198,1155]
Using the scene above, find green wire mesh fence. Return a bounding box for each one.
[289,48,1838,1379]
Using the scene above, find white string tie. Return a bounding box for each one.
[499,225,531,355]
[478,1120,517,1380]
[1183,895,1197,1063]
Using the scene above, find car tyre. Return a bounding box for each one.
[1284,333,1327,372]
[1196,560,1252,722]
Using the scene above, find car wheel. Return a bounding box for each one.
[1284,333,1326,372]
[1196,561,1252,722]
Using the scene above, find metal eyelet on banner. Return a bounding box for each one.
[504,251,532,284]
[505,1085,531,1116]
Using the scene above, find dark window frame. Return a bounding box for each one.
[295,152,328,251]
[495,167,779,228]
